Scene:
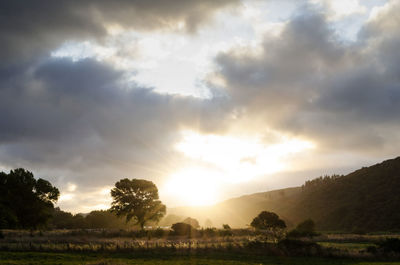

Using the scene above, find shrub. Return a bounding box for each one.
[251,211,286,242]
[287,219,318,238]
[171,222,196,237]
[222,224,231,230]
[377,238,400,253]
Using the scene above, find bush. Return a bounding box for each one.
[287,219,318,238]
[377,238,400,253]
[171,222,196,237]
[222,224,231,230]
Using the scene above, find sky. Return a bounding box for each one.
[1,0,399,213]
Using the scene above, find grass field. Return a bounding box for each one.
[1,252,400,265]
[1,230,400,264]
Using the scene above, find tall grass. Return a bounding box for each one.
[1,229,399,259]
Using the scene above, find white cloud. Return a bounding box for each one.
[66,183,77,192]
[311,0,367,20]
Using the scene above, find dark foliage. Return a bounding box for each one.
[0,168,59,229]
[251,211,286,230]
[222,224,231,230]
[110,178,166,229]
[250,211,286,242]
[49,208,140,229]
[377,238,400,253]
[171,222,196,236]
[49,208,83,229]
[287,219,318,238]
[289,157,400,231]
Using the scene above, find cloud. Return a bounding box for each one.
[0,57,231,196]
[213,5,400,154]
[0,0,242,209]
[0,0,240,64]
[311,0,367,20]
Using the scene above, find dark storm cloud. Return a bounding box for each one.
[0,0,239,64]
[214,3,400,153]
[0,0,240,204]
[0,58,230,187]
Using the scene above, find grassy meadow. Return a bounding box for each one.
[1,229,400,264]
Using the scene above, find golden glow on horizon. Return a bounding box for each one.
[163,168,220,206]
[163,130,315,206]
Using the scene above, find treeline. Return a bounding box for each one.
[0,168,138,230]
[302,174,343,191]
[0,169,59,229]
[0,167,215,230]
[2,156,400,232]
[48,208,135,229]
[50,209,213,230]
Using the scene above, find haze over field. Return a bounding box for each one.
[1,0,400,213]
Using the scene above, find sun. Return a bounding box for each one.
[162,168,220,206]
[162,130,315,206]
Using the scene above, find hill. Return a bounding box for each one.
[165,157,400,231]
[165,187,301,228]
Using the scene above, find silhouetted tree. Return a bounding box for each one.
[0,168,59,229]
[222,224,231,230]
[50,208,75,229]
[110,178,166,230]
[171,222,196,236]
[183,217,200,228]
[251,211,286,230]
[251,211,286,242]
[86,210,132,229]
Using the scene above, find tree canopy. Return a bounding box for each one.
[0,168,59,229]
[110,178,166,229]
[171,222,196,236]
[251,211,286,230]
